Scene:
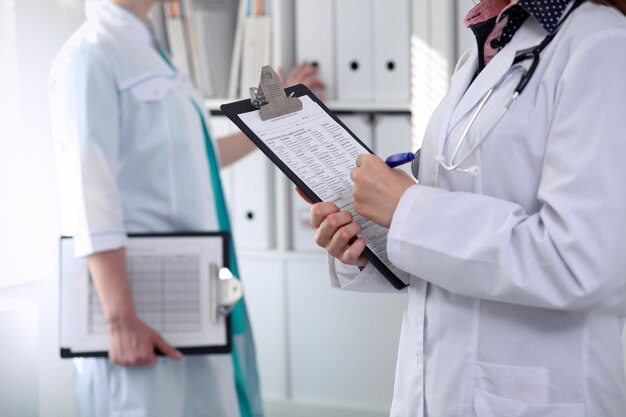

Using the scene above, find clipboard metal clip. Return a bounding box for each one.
[209,263,243,323]
[249,65,303,121]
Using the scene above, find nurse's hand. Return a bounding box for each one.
[280,61,326,93]
[310,202,368,267]
[108,315,183,366]
[352,155,415,228]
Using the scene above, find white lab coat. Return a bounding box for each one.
[49,4,247,417]
[331,4,626,417]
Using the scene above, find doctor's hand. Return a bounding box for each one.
[108,314,183,366]
[352,155,416,228]
[310,202,369,267]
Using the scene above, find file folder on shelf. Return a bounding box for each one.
[231,151,274,250]
[335,0,374,101]
[372,0,411,102]
[209,116,273,250]
[295,0,336,100]
[374,115,413,175]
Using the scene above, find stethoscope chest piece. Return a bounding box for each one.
[411,149,421,180]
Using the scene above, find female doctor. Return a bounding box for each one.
[308,0,626,416]
[49,1,322,416]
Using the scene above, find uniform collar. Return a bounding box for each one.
[99,1,152,47]
[465,0,571,34]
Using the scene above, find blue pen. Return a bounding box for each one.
[385,152,415,168]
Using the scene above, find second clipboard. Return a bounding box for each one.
[221,84,409,290]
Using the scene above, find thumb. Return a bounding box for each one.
[153,333,183,361]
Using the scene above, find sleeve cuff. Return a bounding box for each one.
[327,255,405,293]
[74,231,128,258]
[387,184,435,274]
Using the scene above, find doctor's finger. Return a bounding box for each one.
[338,237,367,266]
[310,202,341,229]
[325,221,362,258]
[315,211,353,248]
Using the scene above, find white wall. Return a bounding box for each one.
[455,0,477,59]
[0,0,85,416]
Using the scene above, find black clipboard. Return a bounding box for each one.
[221,84,408,290]
[59,232,233,358]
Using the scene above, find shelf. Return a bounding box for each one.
[325,100,411,114]
[238,248,326,261]
[205,98,411,115]
[205,98,232,113]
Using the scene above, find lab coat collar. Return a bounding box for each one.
[446,16,547,135]
[99,1,152,48]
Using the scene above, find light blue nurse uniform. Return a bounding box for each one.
[49,3,262,416]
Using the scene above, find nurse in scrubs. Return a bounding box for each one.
[49,1,323,416]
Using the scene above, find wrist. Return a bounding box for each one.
[105,307,138,327]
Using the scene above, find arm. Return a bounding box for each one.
[88,249,182,365]
[217,131,257,167]
[217,62,326,167]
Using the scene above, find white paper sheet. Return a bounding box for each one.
[239,96,408,284]
[60,236,228,355]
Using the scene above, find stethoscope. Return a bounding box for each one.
[404,0,586,180]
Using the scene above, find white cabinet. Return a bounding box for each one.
[237,252,406,415]
[285,257,406,410]
[237,256,288,400]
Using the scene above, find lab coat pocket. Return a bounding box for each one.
[473,389,586,417]
[128,76,174,102]
[475,361,549,404]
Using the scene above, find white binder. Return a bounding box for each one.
[208,116,239,210]
[291,113,374,251]
[374,115,413,175]
[295,0,336,100]
[207,115,274,250]
[335,0,374,101]
[232,151,274,250]
[342,113,375,150]
[372,0,411,102]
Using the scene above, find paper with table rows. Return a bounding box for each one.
[239,95,408,284]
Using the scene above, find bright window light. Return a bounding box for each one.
[0,0,19,122]
[0,0,21,288]
[410,35,450,152]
